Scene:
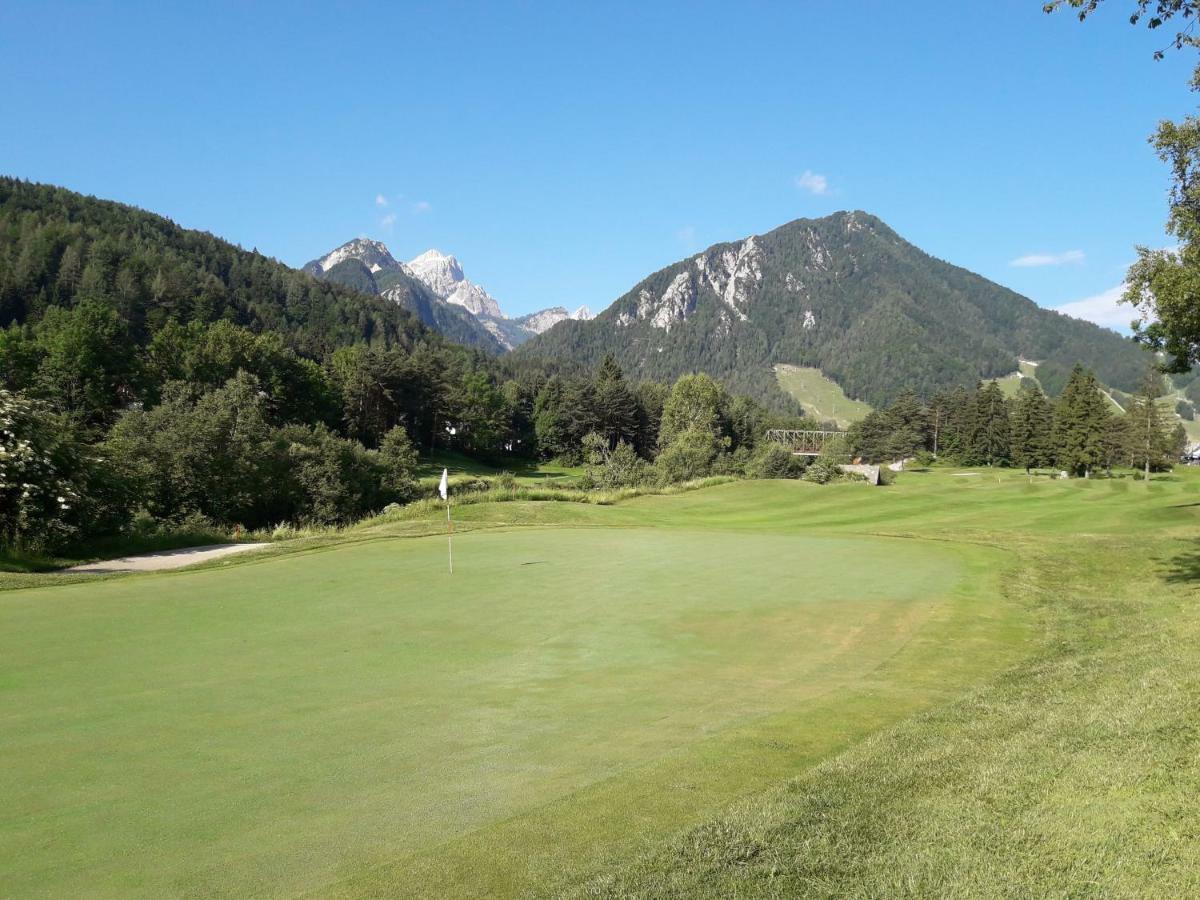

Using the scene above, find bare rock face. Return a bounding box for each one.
[305,240,596,350]
[304,238,405,276]
[405,249,503,319]
[517,305,595,334]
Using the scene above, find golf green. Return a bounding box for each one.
[1,515,1023,896]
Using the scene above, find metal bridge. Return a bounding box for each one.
[765,429,845,456]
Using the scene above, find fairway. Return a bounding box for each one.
[0,499,1023,897]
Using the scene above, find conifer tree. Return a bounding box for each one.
[533,376,572,459]
[1009,380,1054,472]
[592,352,637,447]
[1052,365,1111,477]
[1100,413,1133,474]
[1125,366,1175,479]
[1172,421,1188,459]
[930,386,973,459]
[965,381,1011,466]
[883,388,929,460]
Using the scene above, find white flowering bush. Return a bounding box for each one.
[0,389,84,549]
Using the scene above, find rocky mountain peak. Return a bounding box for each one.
[308,238,403,276]
[305,238,600,350]
[406,248,501,318]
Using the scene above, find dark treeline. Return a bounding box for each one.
[0,324,802,550]
[846,365,1186,477]
[0,179,806,551]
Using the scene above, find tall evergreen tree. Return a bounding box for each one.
[883,388,929,460]
[1009,380,1054,472]
[632,380,668,457]
[846,408,895,463]
[1125,366,1176,479]
[929,386,973,459]
[592,352,637,447]
[1052,365,1112,477]
[965,381,1011,466]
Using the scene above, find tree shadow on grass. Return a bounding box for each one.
[1163,544,1200,584]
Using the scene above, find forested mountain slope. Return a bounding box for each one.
[519,212,1153,408]
[0,177,439,357]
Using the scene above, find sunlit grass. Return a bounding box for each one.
[4,467,1200,895]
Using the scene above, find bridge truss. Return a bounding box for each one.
[765,429,845,456]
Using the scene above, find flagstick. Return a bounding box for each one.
[446,497,454,575]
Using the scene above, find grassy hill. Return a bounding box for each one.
[4,469,1200,895]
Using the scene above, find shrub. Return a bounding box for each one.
[803,459,841,484]
[278,423,383,525]
[582,432,648,489]
[803,436,850,485]
[655,425,722,485]
[0,388,122,550]
[746,442,797,479]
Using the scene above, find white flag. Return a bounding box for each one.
[438,468,449,501]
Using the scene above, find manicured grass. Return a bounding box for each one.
[575,471,1200,897]
[2,477,1025,897]
[5,468,1200,896]
[774,364,872,427]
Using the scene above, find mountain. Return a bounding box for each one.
[301,237,400,277]
[0,177,439,358]
[406,249,503,318]
[516,305,594,335]
[302,241,505,352]
[304,241,591,351]
[517,211,1154,410]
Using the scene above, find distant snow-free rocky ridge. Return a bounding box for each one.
[303,240,592,350]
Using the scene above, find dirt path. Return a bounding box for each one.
[64,543,271,574]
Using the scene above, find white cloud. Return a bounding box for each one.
[1010,250,1085,268]
[1054,284,1142,331]
[380,213,397,230]
[412,200,431,214]
[676,225,696,245]
[375,193,388,207]
[794,170,829,196]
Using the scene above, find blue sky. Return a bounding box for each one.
[2,1,1195,325]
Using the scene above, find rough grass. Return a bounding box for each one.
[415,449,584,487]
[774,364,872,427]
[0,523,244,577]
